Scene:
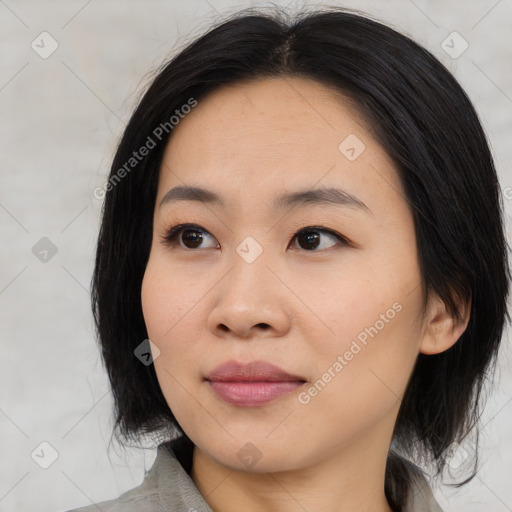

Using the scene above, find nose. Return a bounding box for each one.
[207,249,291,340]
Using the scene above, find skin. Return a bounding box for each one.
[140,76,470,512]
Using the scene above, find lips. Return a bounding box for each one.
[205,360,307,406]
[206,360,306,382]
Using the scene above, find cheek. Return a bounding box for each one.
[295,299,422,451]
[141,255,211,383]
[141,260,204,424]
[299,250,424,408]
[141,258,165,336]
[141,255,198,342]
[298,272,399,355]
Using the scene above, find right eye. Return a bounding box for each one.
[159,223,219,250]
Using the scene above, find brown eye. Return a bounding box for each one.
[180,228,205,248]
[290,227,347,251]
[159,224,218,249]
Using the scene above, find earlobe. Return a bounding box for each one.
[419,292,471,355]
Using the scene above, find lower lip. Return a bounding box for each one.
[208,381,305,406]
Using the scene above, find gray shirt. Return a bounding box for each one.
[64,444,444,512]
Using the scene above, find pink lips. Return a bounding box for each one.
[205,360,306,407]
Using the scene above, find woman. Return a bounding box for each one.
[66,5,510,512]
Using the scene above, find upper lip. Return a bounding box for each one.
[205,360,306,382]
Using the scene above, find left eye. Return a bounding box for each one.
[290,226,347,251]
[159,224,349,251]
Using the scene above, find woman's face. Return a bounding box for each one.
[141,76,429,472]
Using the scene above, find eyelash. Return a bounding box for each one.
[158,221,351,252]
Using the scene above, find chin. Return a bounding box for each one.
[195,435,310,474]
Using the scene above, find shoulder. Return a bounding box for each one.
[63,443,212,512]
[62,458,159,512]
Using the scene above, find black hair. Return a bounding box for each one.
[91,5,511,511]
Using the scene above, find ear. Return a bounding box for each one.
[419,291,471,355]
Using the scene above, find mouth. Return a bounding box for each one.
[205,360,307,407]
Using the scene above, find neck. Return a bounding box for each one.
[190,426,395,512]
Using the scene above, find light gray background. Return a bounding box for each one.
[1,0,511,511]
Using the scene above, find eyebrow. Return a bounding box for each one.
[158,185,371,214]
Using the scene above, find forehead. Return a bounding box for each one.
[157,76,405,215]
[165,76,365,157]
